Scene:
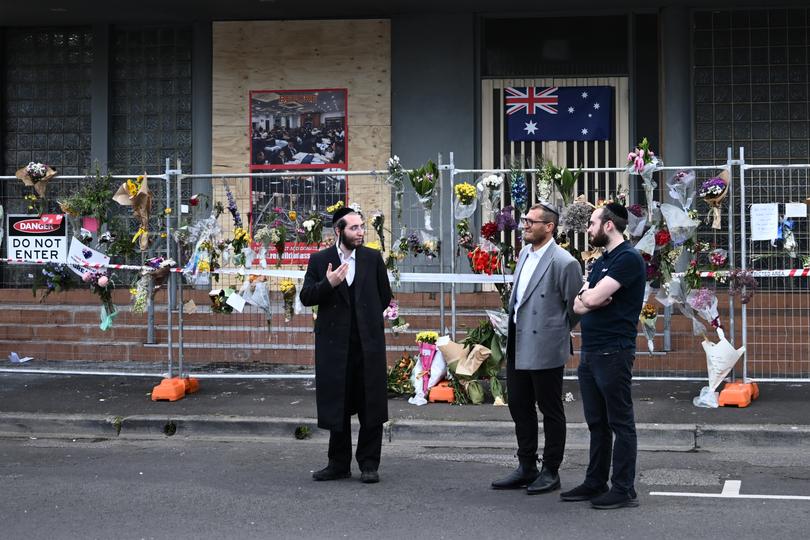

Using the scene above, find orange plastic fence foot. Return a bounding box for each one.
[428,381,455,403]
[718,381,759,408]
[151,378,186,401]
[183,377,200,394]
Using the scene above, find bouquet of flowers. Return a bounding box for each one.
[539,161,583,207]
[728,269,757,304]
[386,155,407,220]
[406,231,439,259]
[495,205,518,234]
[408,160,439,230]
[639,303,658,353]
[370,212,386,251]
[112,174,152,251]
[687,287,721,329]
[384,299,409,333]
[456,219,475,254]
[709,248,728,269]
[16,161,57,198]
[279,278,297,322]
[302,213,324,246]
[32,262,75,301]
[454,182,478,219]
[477,173,503,216]
[209,288,234,314]
[224,184,243,228]
[560,197,593,233]
[387,353,416,395]
[627,137,661,211]
[509,165,528,215]
[83,271,117,331]
[667,170,696,211]
[230,226,252,267]
[468,247,501,275]
[698,172,729,230]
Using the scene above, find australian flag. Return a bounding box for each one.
[505,86,613,142]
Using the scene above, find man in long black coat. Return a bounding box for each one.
[300,207,392,484]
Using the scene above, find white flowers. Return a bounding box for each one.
[388,155,401,168]
[481,173,503,190]
[302,219,315,231]
[25,162,48,180]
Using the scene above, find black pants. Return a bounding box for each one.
[506,351,566,471]
[327,338,383,472]
[577,349,637,496]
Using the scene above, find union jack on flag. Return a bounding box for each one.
[505,87,559,116]
[505,85,613,142]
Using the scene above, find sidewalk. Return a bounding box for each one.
[1,372,809,450]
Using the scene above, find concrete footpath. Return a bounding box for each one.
[1,372,809,451]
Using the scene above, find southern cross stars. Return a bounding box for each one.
[568,106,575,113]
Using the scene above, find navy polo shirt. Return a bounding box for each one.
[580,240,646,352]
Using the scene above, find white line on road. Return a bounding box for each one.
[651,480,810,501]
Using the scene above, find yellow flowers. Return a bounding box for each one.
[288,210,298,221]
[415,331,439,344]
[197,259,211,273]
[365,241,381,251]
[234,227,251,243]
[454,182,477,205]
[126,175,144,198]
[279,278,296,295]
[326,200,345,214]
[164,207,172,215]
[640,303,657,320]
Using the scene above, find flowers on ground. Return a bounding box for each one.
[387,353,415,395]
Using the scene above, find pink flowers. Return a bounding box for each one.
[98,275,109,287]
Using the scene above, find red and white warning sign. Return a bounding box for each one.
[5,214,68,262]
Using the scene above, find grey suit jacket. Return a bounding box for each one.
[507,240,583,370]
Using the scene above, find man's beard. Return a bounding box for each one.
[589,225,609,247]
[340,231,362,250]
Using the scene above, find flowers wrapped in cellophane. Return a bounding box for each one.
[279,278,297,323]
[698,170,730,230]
[453,182,478,220]
[408,160,439,230]
[112,174,152,251]
[639,303,658,353]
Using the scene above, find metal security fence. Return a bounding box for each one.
[739,158,810,381]
[1,149,809,384]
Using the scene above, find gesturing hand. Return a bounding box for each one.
[326,262,349,287]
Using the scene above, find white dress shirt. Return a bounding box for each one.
[336,244,356,286]
[513,240,553,323]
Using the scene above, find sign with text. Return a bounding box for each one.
[5,214,68,262]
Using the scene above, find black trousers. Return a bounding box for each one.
[506,327,566,470]
[327,338,383,472]
[577,349,637,496]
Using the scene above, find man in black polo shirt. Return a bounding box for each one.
[562,202,645,510]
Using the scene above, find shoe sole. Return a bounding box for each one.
[361,478,379,484]
[527,482,561,495]
[491,482,536,490]
[560,490,609,502]
[312,473,352,481]
[591,499,639,509]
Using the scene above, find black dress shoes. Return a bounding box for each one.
[491,463,540,490]
[526,466,561,494]
[360,470,380,484]
[312,464,351,481]
[560,483,609,501]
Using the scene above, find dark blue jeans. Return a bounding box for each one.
[577,349,637,496]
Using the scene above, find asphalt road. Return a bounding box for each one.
[1,438,809,540]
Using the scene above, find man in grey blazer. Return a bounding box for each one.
[492,202,583,494]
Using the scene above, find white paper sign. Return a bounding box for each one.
[785,202,807,218]
[66,237,110,277]
[226,292,246,312]
[750,203,779,241]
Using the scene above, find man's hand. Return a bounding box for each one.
[326,262,349,287]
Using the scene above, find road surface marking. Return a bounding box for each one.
[651,480,810,501]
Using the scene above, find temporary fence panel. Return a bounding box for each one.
[739,161,810,382]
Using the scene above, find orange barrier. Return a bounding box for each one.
[151,377,200,401]
[428,381,455,403]
[719,381,759,408]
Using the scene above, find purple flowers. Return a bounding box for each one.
[224,185,243,228]
[699,177,726,198]
[628,204,645,218]
[495,206,518,232]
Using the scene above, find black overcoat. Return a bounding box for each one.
[299,245,393,430]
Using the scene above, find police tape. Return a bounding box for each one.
[0,257,516,284]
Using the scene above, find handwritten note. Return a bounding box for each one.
[750,203,779,241]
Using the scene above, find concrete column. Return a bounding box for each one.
[90,24,110,171]
[660,5,692,167]
[191,21,213,183]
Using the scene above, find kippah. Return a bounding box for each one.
[605,201,628,220]
[332,206,354,224]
